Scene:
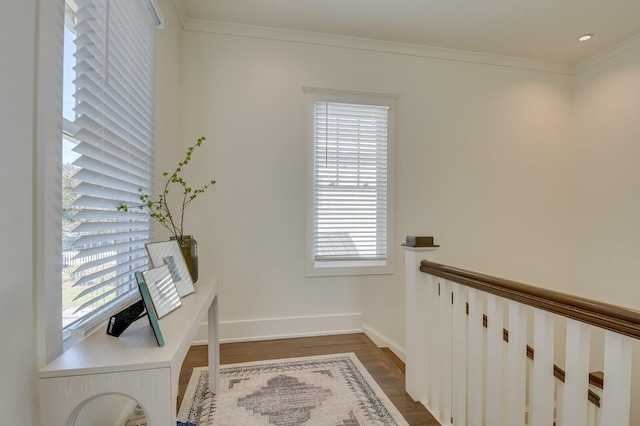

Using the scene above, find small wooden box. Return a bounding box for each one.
[403,236,438,247]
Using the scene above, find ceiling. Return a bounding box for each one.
[175,0,640,66]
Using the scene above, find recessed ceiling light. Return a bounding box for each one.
[578,34,594,42]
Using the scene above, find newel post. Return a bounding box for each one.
[403,238,439,404]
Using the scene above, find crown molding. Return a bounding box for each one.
[170,0,187,30]
[183,18,573,75]
[572,34,640,74]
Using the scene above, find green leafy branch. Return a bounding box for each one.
[117,136,216,238]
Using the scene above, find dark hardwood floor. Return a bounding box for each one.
[178,333,438,425]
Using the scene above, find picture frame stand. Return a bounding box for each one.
[106,300,147,337]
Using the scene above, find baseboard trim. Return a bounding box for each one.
[191,314,406,363]
[192,313,363,345]
[362,323,406,362]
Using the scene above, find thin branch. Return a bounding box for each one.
[116,136,215,239]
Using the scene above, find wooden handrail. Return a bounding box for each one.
[421,260,640,339]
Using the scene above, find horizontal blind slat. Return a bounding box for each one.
[71,247,148,273]
[73,182,143,204]
[71,230,150,248]
[72,221,150,233]
[72,156,149,186]
[67,239,151,259]
[71,169,148,194]
[73,256,149,287]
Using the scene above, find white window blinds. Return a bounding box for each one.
[313,101,389,263]
[63,0,155,334]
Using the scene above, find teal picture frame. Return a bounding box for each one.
[135,271,165,347]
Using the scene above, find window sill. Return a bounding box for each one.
[306,260,393,277]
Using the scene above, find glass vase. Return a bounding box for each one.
[170,235,198,283]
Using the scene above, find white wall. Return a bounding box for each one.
[0,0,39,422]
[154,0,186,241]
[571,45,640,308]
[179,29,575,352]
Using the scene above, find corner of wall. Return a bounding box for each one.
[362,323,406,362]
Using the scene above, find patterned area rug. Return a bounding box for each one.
[178,353,409,426]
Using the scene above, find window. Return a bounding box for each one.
[304,88,396,276]
[61,0,161,339]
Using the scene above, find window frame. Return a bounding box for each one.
[303,87,397,277]
[36,0,162,362]
[35,0,66,365]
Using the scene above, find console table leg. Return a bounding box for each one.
[208,295,220,394]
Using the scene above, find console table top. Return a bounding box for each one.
[40,278,218,378]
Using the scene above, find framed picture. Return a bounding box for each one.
[134,271,165,347]
[145,240,195,297]
[139,265,182,319]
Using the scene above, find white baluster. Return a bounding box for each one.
[486,294,505,426]
[600,330,632,426]
[439,280,453,425]
[560,319,590,426]
[507,301,528,426]
[587,401,596,426]
[427,273,440,415]
[467,288,484,426]
[530,309,555,426]
[556,380,564,426]
[452,283,467,426]
[595,396,602,426]
[527,358,534,425]
[588,381,603,426]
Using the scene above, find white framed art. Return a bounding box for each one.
[140,265,182,319]
[145,240,196,297]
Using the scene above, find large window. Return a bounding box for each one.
[62,0,160,338]
[304,88,396,276]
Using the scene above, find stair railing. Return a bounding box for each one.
[403,245,640,426]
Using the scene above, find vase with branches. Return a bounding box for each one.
[118,136,215,281]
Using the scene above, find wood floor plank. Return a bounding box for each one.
[177,333,438,425]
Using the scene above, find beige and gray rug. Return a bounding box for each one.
[178,353,409,426]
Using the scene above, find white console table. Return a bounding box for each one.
[40,278,219,426]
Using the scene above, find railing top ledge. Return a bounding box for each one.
[420,260,640,340]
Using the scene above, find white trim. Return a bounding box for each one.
[401,245,440,253]
[573,34,640,74]
[190,315,407,364]
[309,260,393,278]
[172,9,640,75]
[35,0,65,366]
[191,313,363,344]
[302,86,399,103]
[182,19,573,75]
[362,323,406,362]
[170,0,187,29]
